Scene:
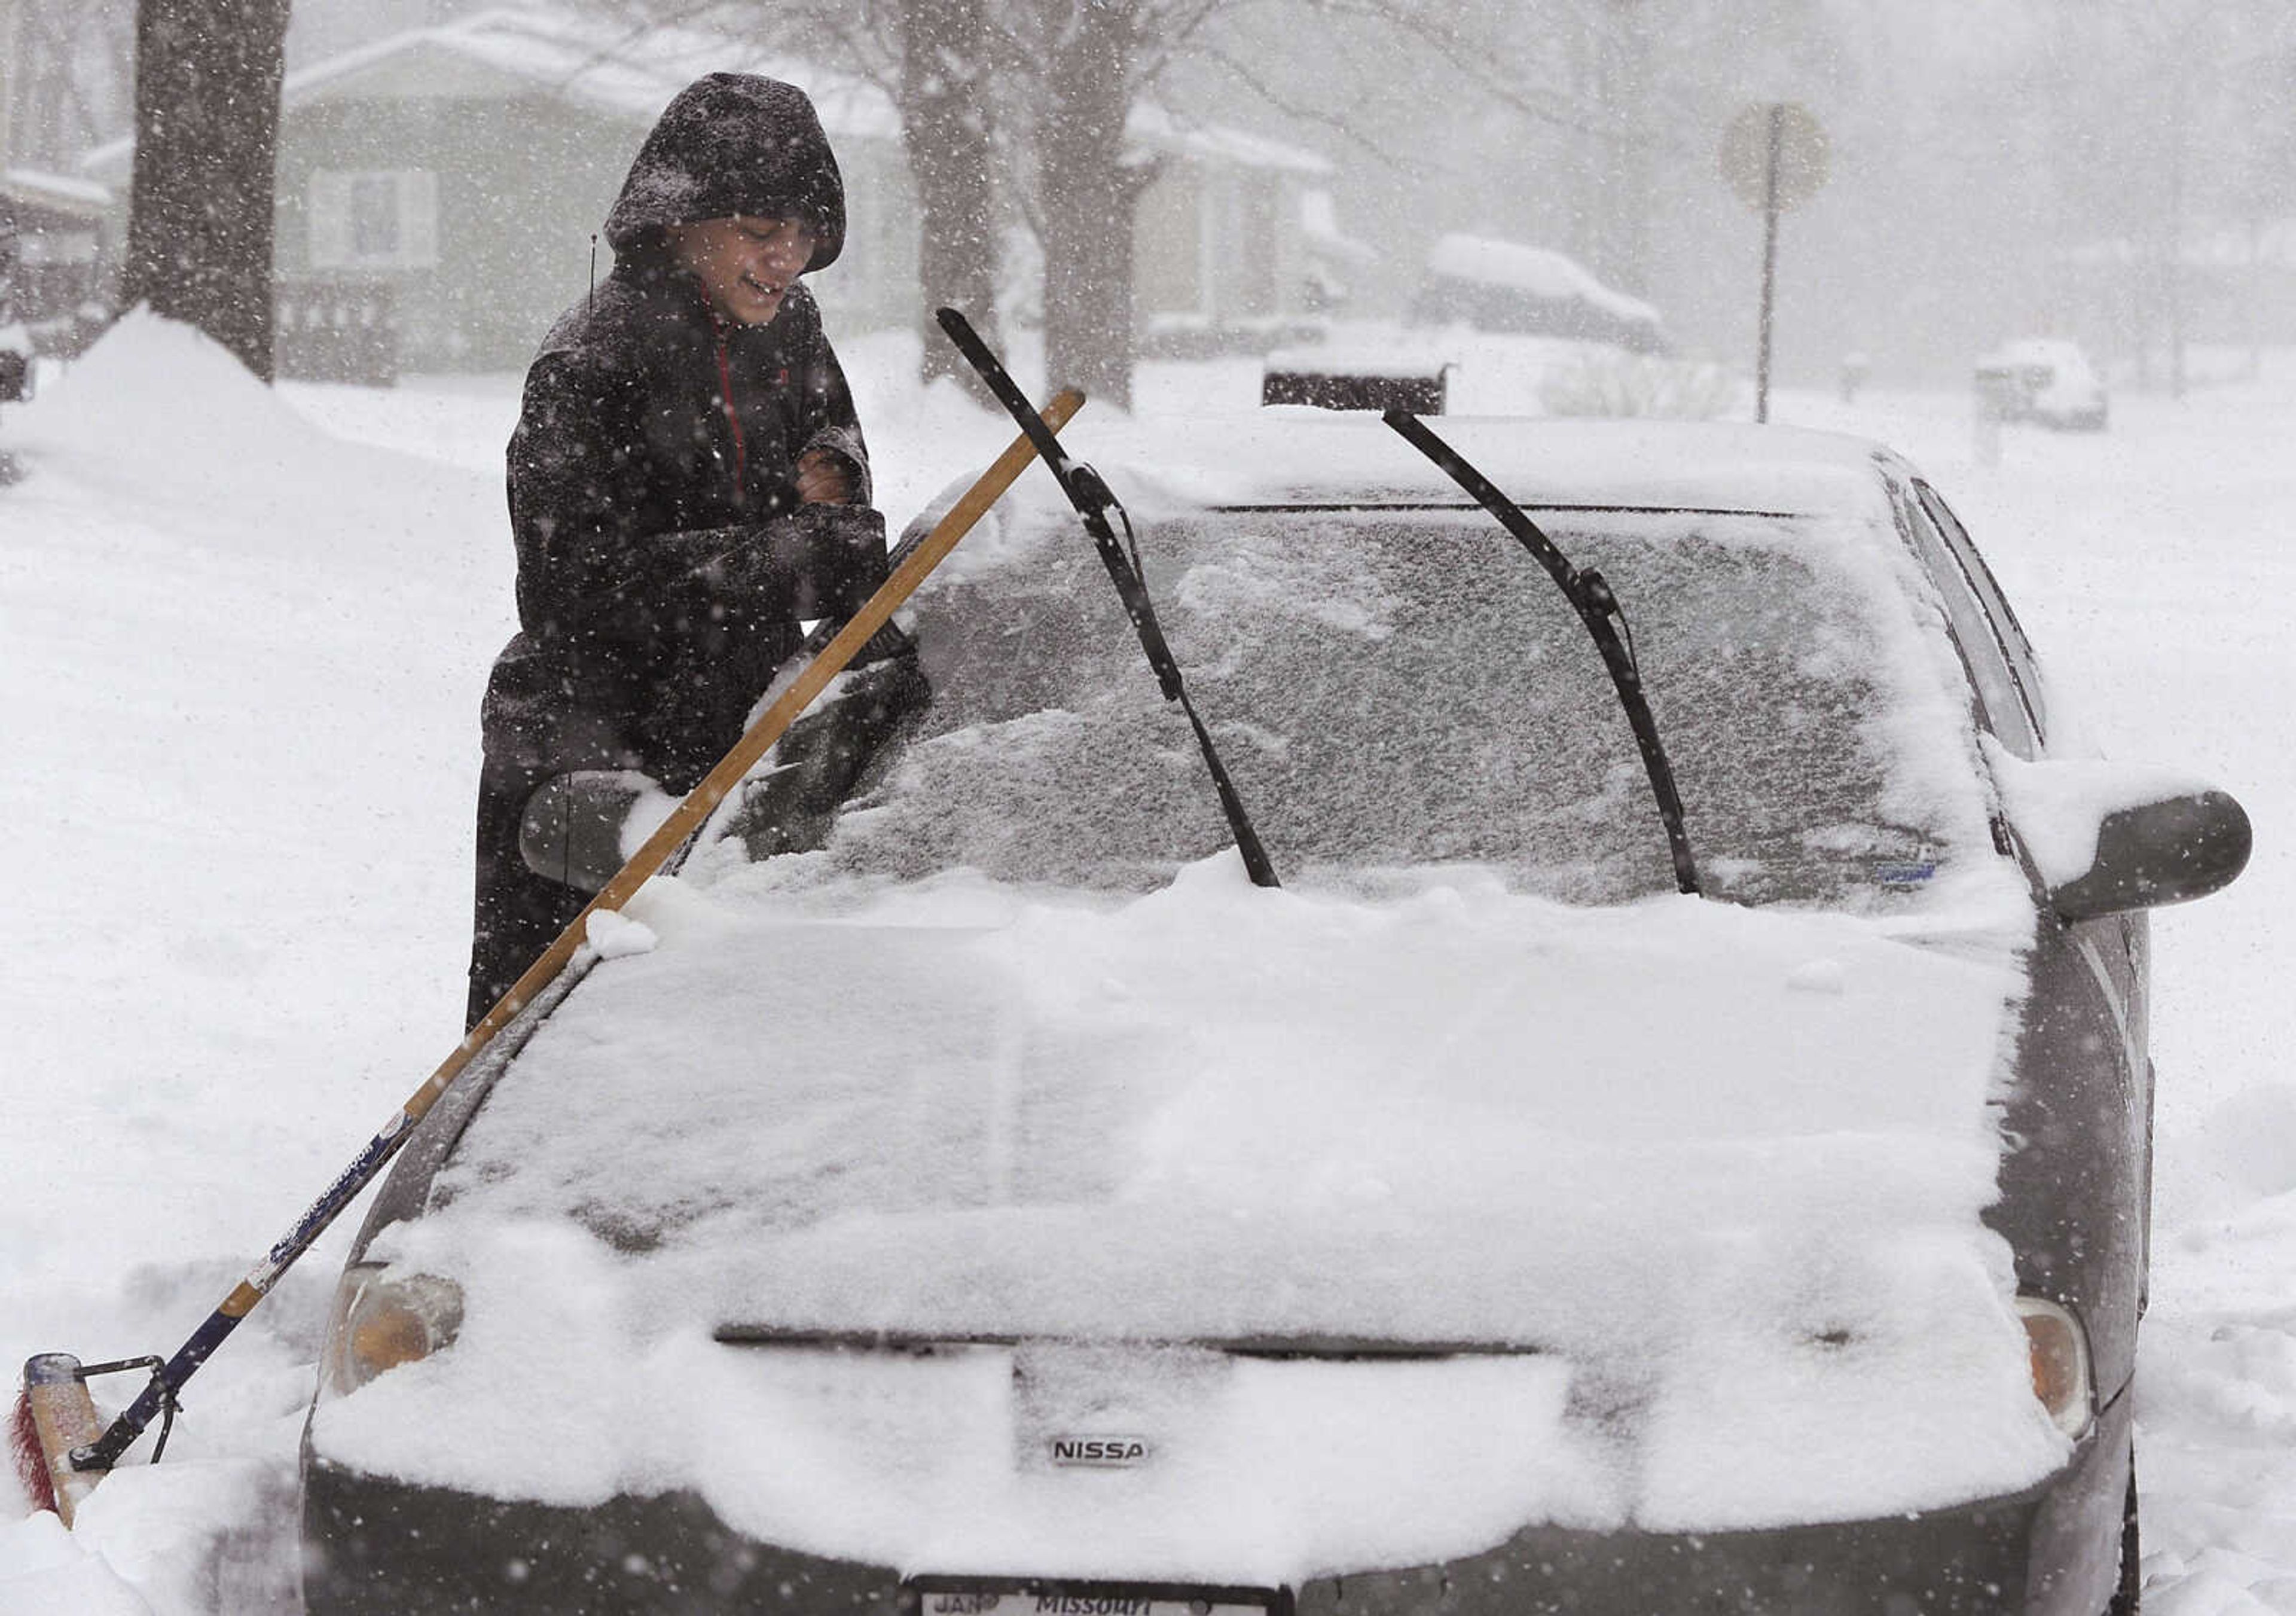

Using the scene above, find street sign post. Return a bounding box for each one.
[1719,102,1829,422]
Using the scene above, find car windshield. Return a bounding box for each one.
[427,493,2023,1348]
[747,502,1990,911]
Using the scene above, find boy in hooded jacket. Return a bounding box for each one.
[466,73,884,1028]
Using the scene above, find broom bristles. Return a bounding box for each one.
[10,1386,60,1515]
[16,1356,105,1525]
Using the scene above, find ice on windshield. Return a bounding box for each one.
[737,501,1995,910]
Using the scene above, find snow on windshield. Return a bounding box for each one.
[730,498,1996,911]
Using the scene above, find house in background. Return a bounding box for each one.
[84,8,914,380]
[80,4,1356,382]
[1129,104,1370,357]
[0,169,113,333]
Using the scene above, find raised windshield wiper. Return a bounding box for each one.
[937,307,1280,889]
[1382,410,1701,897]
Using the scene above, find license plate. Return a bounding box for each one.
[907,1578,1280,1616]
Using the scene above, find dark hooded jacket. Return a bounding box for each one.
[468,73,881,1025]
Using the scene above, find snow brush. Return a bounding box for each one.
[11,386,1087,1525]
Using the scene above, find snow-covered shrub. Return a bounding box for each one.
[1540,349,1740,419]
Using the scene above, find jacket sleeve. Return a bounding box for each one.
[506,345,654,638]
[795,308,872,508]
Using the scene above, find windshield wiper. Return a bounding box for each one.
[1382,411,1701,896]
[937,308,1280,888]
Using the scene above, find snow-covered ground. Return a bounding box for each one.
[2,319,2291,1612]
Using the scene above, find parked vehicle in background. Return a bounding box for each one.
[0,196,30,405]
[1977,339,2110,431]
[1409,233,1670,355]
[300,414,2245,1615]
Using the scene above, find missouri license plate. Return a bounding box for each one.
[907,1579,1280,1616]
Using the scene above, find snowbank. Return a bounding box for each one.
[2,309,494,565]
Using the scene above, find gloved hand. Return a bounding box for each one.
[753,504,889,620]
[580,506,889,641]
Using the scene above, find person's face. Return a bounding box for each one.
[668,215,817,325]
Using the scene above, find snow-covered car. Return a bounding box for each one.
[0,197,30,405]
[300,416,2248,1614]
[1978,339,2110,431]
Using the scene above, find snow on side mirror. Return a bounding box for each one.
[519,769,670,894]
[2047,789,2251,922]
[1987,745,2252,922]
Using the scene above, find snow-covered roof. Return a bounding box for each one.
[1095,412,1901,522]
[82,4,899,178]
[1425,233,1662,328]
[82,5,1332,190]
[1981,338,2093,369]
[2,169,113,214]
[1126,100,1332,176]
[295,6,896,132]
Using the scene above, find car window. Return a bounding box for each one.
[738,505,2001,912]
[1912,481,2050,740]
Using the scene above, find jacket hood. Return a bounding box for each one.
[603,73,845,272]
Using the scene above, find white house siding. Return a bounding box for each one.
[808,141,921,340]
[1135,166,1209,320]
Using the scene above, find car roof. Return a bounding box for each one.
[1989,338,2089,365]
[1098,413,1909,522]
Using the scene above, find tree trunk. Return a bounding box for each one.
[122,0,291,381]
[899,0,1002,391]
[1036,0,1146,410]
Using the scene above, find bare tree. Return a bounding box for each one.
[897,0,1002,384]
[6,0,137,169]
[121,0,293,380]
[1010,0,1149,407]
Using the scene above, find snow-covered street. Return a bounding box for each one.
[3,324,2293,1612]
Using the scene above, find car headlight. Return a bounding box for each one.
[322,1263,465,1397]
[2016,1295,2093,1438]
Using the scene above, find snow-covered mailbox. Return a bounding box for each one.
[1260,346,1451,413]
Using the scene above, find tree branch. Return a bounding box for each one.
[1190,42,1439,178]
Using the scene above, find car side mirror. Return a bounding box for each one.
[1989,748,2253,923]
[2047,789,2251,922]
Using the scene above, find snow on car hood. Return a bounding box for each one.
[312,858,2066,1581]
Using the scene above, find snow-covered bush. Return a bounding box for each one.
[1540,349,1740,419]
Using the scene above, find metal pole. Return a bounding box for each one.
[1755,103,1782,423]
[0,0,20,169]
